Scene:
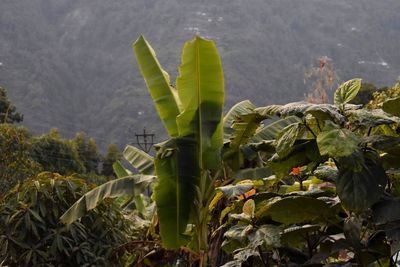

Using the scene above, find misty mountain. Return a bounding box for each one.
[1,0,400,149]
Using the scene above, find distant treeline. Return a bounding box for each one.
[0,87,121,193]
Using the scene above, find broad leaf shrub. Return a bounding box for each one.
[217,79,400,266]
[0,172,134,266]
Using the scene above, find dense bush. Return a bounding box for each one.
[0,172,134,266]
[73,132,102,174]
[30,131,86,175]
[0,124,41,194]
[0,87,23,124]
[368,81,400,108]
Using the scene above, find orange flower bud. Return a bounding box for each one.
[291,167,301,175]
[239,189,256,200]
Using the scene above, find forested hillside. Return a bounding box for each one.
[1,0,400,148]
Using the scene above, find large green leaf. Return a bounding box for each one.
[123,145,154,174]
[313,165,338,182]
[275,122,303,157]
[255,105,282,117]
[222,224,280,267]
[346,109,400,127]
[281,224,320,246]
[153,138,199,249]
[336,152,387,212]
[224,100,256,141]
[334,78,362,105]
[256,196,332,224]
[361,135,400,152]
[249,225,281,248]
[250,116,301,143]
[113,160,147,216]
[382,96,400,117]
[112,160,130,177]
[230,113,264,148]
[257,102,344,124]
[175,36,224,170]
[133,35,181,136]
[317,124,360,158]
[60,175,155,224]
[268,140,323,177]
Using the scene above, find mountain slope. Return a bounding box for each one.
[1,0,399,149]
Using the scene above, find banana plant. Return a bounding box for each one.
[60,36,225,262]
[133,35,224,256]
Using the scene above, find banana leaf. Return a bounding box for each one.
[113,160,148,216]
[256,102,344,124]
[153,138,199,248]
[230,113,265,149]
[123,145,154,174]
[113,160,131,177]
[224,100,256,141]
[60,174,155,224]
[175,36,224,170]
[133,35,181,136]
[153,37,225,249]
[250,116,301,143]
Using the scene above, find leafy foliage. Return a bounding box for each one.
[0,172,134,266]
[60,174,155,224]
[123,145,154,175]
[336,151,387,212]
[30,130,85,175]
[0,124,41,194]
[217,78,400,266]
[0,87,23,124]
[334,78,362,105]
[133,35,181,137]
[316,124,360,158]
[0,122,123,197]
[57,37,400,266]
[101,143,122,177]
[73,132,101,174]
[134,36,225,251]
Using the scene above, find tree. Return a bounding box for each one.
[0,124,41,194]
[101,144,121,177]
[0,87,23,123]
[73,132,101,174]
[86,138,101,173]
[30,131,85,175]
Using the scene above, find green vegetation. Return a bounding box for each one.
[30,129,86,175]
[73,132,101,174]
[0,172,134,266]
[0,124,41,193]
[0,87,23,124]
[58,36,400,266]
[0,88,122,193]
[102,144,122,178]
